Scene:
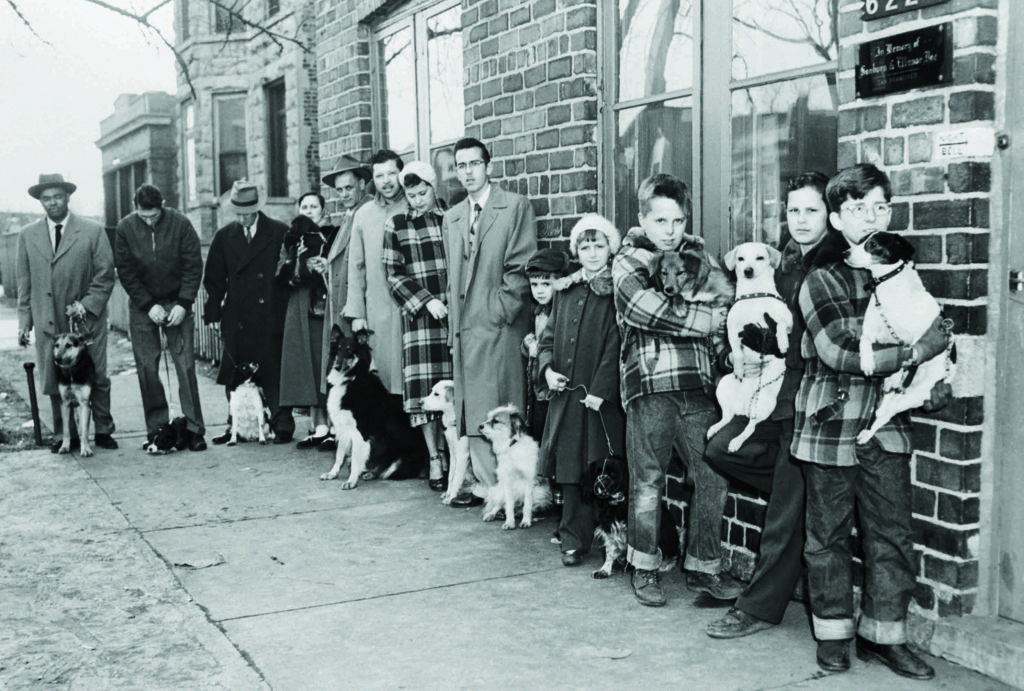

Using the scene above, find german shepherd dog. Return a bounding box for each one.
[322,330,427,487]
[53,332,95,456]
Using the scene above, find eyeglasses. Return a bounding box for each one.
[841,201,891,219]
[455,160,486,172]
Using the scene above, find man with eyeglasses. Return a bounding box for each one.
[792,163,950,679]
[114,183,207,451]
[441,137,537,506]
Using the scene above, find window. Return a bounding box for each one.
[266,79,288,197]
[214,4,245,33]
[179,0,190,42]
[267,0,280,17]
[104,160,147,226]
[601,0,838,251]
[374,0,464,206]
[214,93,248,196]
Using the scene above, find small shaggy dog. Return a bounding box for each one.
[227,362,274,445]
[421,379,471,504]
[53,332,95,457]
[320,330,427,487]
[651,237,734,308]
[581,454,680,579]
[475,404,552,529]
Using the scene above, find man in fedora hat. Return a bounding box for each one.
[315,155,370,451]
[16,173,119,452]
[202,179,294,444]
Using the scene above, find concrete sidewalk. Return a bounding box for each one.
[0,305,1011,689]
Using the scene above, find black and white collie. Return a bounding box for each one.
[227,362,273,445]
[320,330,427,488]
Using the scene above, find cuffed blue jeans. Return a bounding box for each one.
[802,439,916,644]
[625,391,727,573]
[129,304,205,437]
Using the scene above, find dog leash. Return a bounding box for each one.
[560,382,616,458]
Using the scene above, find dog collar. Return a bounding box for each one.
[734,292,784,303]
[864,261,906,291]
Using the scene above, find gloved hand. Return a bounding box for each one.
[739,313,784,358]
[18,329,30,347]
[166,305,187,326]
[148,304,168,325]
[545,368,569,392]
[580,394,603,411]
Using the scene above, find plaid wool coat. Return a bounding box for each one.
[790,232,912,466]
[383,206,453,415]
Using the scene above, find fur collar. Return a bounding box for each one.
[622,227,657,252]
[809,231,851,269]
[585,266,614,295]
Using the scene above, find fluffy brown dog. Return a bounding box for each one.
[476,405,552,529]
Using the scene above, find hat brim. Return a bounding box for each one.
[28,181,76,199]
[322,166,371,186]
[228,193,265,213]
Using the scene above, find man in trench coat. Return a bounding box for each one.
[442,138,536,502]
[16,173,118,452]
[202,180,294,443]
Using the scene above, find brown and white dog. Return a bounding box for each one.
[845,231,956,443]
[706,242,793,452]
[53,332,95,457]
[421,379,471,504]
[475,405,552,529]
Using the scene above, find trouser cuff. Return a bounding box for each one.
[627,545,662,571]
[813,615,855,641]
[858,616,906,644]
[682,554,722,574]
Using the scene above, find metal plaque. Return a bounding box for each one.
[855,24,953,99]
[862,0,950,21]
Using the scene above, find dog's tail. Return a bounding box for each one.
[531,482,553,510]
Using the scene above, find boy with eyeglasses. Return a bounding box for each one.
[793,163,949,679]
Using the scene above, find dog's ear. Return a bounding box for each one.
[649,252,665,288]
[766,245,782,269]
[723,246,739,272]
[508,407,525,439]
[328,326,344,365]
[891,234,916,263]
[443,382,454,404]
[353,328,375,346]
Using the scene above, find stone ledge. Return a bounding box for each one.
[911,612,1024,688]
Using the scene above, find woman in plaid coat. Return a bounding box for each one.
[383,161,453,490]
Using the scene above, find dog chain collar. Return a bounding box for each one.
[733,292,784,303]
[864,261,906,291]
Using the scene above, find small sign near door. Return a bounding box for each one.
[855,23,953,99]
[862,0,950,21]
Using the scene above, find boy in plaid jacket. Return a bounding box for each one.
[612,173,740,607]
[794,164,950,678]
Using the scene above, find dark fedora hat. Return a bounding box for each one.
[28,173,77,199]
[321,155,371,187]
[228,179,266,213]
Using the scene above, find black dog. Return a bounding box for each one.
[325,330,427,483]
[582,454,680,579]
[146,416,193,454]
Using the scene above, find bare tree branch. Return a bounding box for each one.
[206,0,309,53]
[5,0,52,45]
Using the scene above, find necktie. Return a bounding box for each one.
[54,223,63,252]
[469,203,481,255]
[244,225,252,243]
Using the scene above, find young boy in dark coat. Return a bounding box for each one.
[537,214,626,567]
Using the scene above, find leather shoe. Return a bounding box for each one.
[211,429,232,445]
[685,569,744,600]
[705,607,774,639]
[296,433,329,449]
[318,437,337,452]
[856,637,935,680]
[449,493,483,508]
[561,550,582,567]
[631,567,667,607]
[272,432,293,444]
[816,639,851,672]
[188,436,207,452]
[94,433,118,450]
[50,437,79,453]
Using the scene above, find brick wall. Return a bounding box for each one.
[827,0,997,619]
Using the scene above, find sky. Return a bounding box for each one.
[0,0,177,216]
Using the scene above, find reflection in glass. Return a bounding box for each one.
[614,98,693,233]
[732,0,837,81]
[431,145,466,208]
[215,95,248,196]
[379,26,416,155]
[427,5,463,146]
[618,0,694,102]
[730,74,837,247]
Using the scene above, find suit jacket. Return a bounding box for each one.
[318,201,363,391]
[16,212,114,394]
[202,211,289,387]
[442,183,536,433]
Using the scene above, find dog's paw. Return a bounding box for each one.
[518,519,532,529]
[441,493,455,505]
[726,438,743,453]
[58,444,71,454]
[592,569,612,579]
[258,439,268,445]
[856,430,873,445]
[226,439,237,447]
[340,480,359,490]
[79,446,93,458]
[502,520,517,530]
[319,471,338,481]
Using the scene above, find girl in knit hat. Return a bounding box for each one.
[536,213,626,568]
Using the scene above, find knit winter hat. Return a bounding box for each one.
[569,213,621,256]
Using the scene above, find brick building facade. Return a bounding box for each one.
[126,0,1014,680]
